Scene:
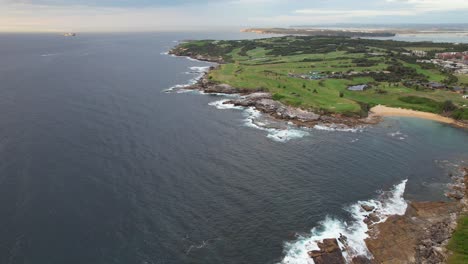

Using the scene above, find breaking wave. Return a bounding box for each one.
[313,124,364,133]
[208,99,243,110]
[207,101,309,142]
[40,53,60,57]
[388,131,408,140]
[163,66,210,93]
[243,108,309,143]
[281,180,408,264]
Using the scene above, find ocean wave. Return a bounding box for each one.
[40,53,60,57]
[163,66,210,93]
[313,124,364,133]
[388,131,408,140]
[208,99,243,110]
[280,180,408,264]
[243,107,309,142]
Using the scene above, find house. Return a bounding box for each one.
[426,82,446,89]
[412,50,427,57]
[463,95,468,99]
[348,84,368,91]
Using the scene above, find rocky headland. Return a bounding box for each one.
[175,68,378,129]
[307,167,468,264]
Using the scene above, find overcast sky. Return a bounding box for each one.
[1,0,468,32]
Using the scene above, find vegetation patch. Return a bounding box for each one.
[172,36,468,120]
[448,216,468,264]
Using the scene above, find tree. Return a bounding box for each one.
[339,92,344,98]
[313,89,318,94]
[442,100,457,112]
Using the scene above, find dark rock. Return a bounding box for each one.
[368,213,381,223]
[204,84,239,94]
[446,191,464,200]
[351,255,373,264]
[361,205,375,212]
[308,239,345,264]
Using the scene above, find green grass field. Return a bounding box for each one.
[175,37,468,119]
[448,215,468,264]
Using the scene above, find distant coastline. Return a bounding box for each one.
[240,28,396,37]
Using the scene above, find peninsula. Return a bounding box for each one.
[170,36,468,128]
[241,28,396,37]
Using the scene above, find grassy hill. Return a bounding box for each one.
[172,36,468,119]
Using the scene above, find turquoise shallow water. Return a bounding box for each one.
[0,32,466,264]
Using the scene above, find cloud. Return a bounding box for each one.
[0,0,467,32]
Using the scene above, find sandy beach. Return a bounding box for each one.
[370,105,467,127]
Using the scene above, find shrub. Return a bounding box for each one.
[442,100,457,112]
[272,93,286,100]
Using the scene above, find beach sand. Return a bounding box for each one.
[370,105,467,127]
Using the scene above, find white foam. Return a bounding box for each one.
[163,66,210,93]
[243,107,309,142]
[189,66,210,73]
[313,124,363,133]
[40,53,59,57]
[280,180,408,264]
[208,99,244,110]
[187,57,202,62]
[388,131,408,140]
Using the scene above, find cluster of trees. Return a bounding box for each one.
[351,58,379,67]
[398,96,467,120]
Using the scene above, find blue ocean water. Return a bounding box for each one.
[0,32,466,264]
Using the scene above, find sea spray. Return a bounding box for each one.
[281,180,408,264]
[163,66,211,93]
[313,124,364,133]
[242,107,309,142]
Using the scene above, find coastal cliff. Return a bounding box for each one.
[178,70,378,129]
[367,168,468,264]
[169,36,468,129]
[307,167,468,264]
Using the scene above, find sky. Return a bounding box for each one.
[0,0,468,32]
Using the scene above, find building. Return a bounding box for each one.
[452,86,465,94]
[426,82,446,89]
[348,84,368,91]
[412,50,427,57]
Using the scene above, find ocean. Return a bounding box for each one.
[0,32,467,264]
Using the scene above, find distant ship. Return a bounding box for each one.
[63,33,76,37]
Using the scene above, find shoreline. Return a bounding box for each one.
[166,51,379,130]
[370,105,468,128]
[365,167,468,264]
[167,50,467,131]
[164,50,468,263]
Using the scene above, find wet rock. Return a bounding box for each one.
[228,92,271,107]
[361,205,375,212]
[307,239,345,264]
[446,191,464,200]
[351,255,373,264]
[204,84,239,94]
[368,213,381,223]
[365,201,460,264]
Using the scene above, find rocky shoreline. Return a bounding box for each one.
[307,167,468,264]
[168,51,468,131]
[174,66,379,129]
[168,51,468,263]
